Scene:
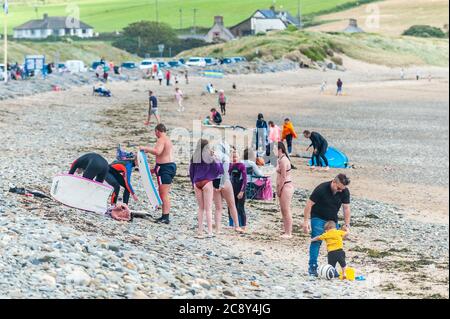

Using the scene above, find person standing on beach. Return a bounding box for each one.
[228,149,248,231]
[276,142,294,239]
[166,70,171,86]
[185,70,189,84]
[145,90,160,126]
[302,174,351,277]
[189,139,224,238]
[336,78,343,96]
[213,142,245,235]
[255,113,268,154]
[175,87,184,112]
[157,69,164,85]
[281,118,297,156]
[140,124,177,225]
[304,130,329,171]
[400,68,405,80]
[320,80,327,94]
[218,90,227,116]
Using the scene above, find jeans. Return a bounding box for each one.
[286,134,293,154]
[309,217,327,267]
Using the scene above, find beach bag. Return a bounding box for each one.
[110,203,131,222]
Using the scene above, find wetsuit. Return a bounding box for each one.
[105,160,136,204]
[155,163,177,185]
[309,132,329,167]
[69,153,109,182]
[228,163,248,227]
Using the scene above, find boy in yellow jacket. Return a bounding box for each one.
[311,220,348,279]
[281,118,297,155]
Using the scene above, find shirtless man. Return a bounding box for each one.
[140,124,177,224]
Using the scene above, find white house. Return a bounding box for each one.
[204,16,235,43]
[13,14,94,39]
[230,8,300,37]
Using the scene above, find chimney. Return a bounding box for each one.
[349,19,358,27]
[214,16,224,26]
[43,13,49,21]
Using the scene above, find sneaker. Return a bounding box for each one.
[308,265,318,277]
[155,215,170,224]
[322,166,330,171]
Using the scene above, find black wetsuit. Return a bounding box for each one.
[69,153,109,182]
[309,132,329,167]
[105,160,135,205]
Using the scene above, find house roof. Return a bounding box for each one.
[14,16,93,31]
[256,9,300,26]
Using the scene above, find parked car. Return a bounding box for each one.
[167,60,182,68]
[139,60,156,70]
[220,58,234,64]
[91,61,106,70]
[66,60,87,73]
[186,57,207,67]
[156,61,169,69]
[121,61,138,69]
[178,58,186,65]
[231,57,246,63]
[57,63,67,72]
[205,57,218,66]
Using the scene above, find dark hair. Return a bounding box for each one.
[210,108,217,112]
[303,130,311,136]
[258,113,264,120]
[277,142,291,162]
[191,139,212,164]
[284,118,290,122]
[155,124,167,133]
[243,148,255,161]
[149,90,153,95]
[335,174,351,186]
[268,121,274,126]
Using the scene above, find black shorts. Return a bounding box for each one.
[327,249,346,268]
[155,163,177,185]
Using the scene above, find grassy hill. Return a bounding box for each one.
[179,30,449,67]
[6,0,373,33]
[1,40,138,64]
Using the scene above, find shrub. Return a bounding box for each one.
[256,32,266,37]
[286,25,299,32]
[331,56,343,66]
[403,25,447,38]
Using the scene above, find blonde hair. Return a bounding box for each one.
[324,221,336,231]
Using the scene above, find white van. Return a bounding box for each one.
[186,57,207,67]
[139,60,156,70]
[65,60,87,73]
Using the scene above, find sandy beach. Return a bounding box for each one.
[0,62,448,299]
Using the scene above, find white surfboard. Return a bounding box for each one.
[137,150,162,210]
[51,174,113,214]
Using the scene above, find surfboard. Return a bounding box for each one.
[309,146,349,169]
[51,174,113,214]
[137,150,162,210]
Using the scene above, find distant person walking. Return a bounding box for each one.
[157,70,164,85]
[145,90,160,126]
[336,78,343,96]
[218,90,227,115]
[304,130,329,171]
[185,70,189,84]
[276,142,294,239]
[416,70,421,81]
[166,70,171,86]
[303,174,351,277]
[320,80,327,94]
[400,68,405,80]
[175,87,184,112]
[281,118,297,156]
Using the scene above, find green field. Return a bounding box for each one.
[4,0,364,33]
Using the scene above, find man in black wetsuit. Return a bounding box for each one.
[68,153,109,182]
[304,130,329,171]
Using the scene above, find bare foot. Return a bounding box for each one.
[234,227,244,233]
[280,234,293,239]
